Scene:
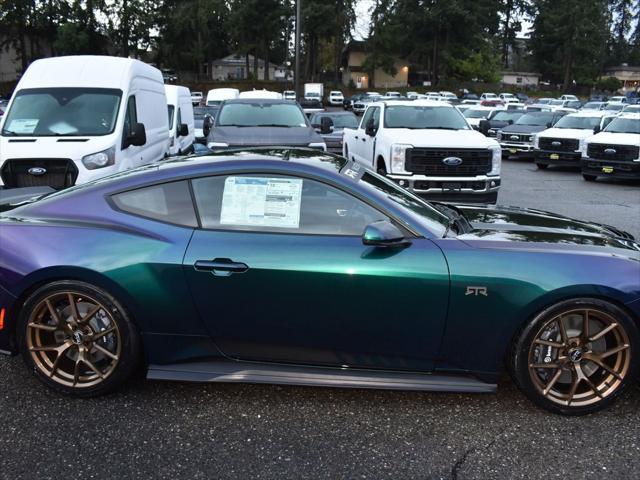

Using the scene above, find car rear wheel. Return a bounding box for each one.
[511,298,639,415]
[536,163,548,170]
[18,280,141,397]
[583,174,597,182]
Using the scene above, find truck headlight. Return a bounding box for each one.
[580,139,588,157]
[489,145,501,176]
[82,147,115,170]
[532,134,539,149]
[308,142,327,151]
[390,144,411,174]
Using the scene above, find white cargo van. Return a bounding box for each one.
[238,89,283,100]
[165,85,195,156]
[0,55,169,189]
[206,88,240,106]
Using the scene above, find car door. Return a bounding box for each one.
[119,95,143,170]
[360,106,380,167]
[182,172,450,372]
[350,107,374,164]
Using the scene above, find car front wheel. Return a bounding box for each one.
[18,280,141,397]
[511,298,639,415]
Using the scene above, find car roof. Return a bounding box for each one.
[222,98,296,105]
[372,99,452,108]
[565,110,605,118]
[617,112,640,120]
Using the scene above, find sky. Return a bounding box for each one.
[352,0,533,40]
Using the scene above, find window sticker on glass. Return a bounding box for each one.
[220,177,303,229]
[8,119,39,134]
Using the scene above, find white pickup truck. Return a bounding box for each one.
[343,100,502,203]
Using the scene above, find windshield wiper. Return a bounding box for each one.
[431,202,471,235]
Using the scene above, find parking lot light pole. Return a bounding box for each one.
[294,0,301,99]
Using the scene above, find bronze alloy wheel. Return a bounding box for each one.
[26,291,122,388]
[528,308,631,408]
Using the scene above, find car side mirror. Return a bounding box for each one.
[178,123,189,137]
[546,122,553,128]
[203,116,213,137]
[125,122,146,148]
[320,117,334,134]
[478,119,490,135]
[365,118,376,136]
[593,125,601,134]
[362,220,411,248]
[507,119,514,125]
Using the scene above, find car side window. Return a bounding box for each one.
[360,107,374,129]
[176,108,182,134]
[191,174,389,236]
[112,180,198,227]
[371,107,381,130]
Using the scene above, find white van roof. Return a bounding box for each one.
[16,55,162,90]
[238,90,283,99]
[164,85,191,104]
[206,88,240,101]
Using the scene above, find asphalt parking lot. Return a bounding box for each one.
[1,160,639,480]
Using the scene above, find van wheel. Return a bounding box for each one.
[536,163,548,170]
[583,174,597,182]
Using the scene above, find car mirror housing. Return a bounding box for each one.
[125,123,146,148]
[365,118,376,136]
[178,123,189,137]
[593,125,601,134]
[320,117,334,134]
[362,220,411,248]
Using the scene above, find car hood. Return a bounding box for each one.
[0,136,115,161]
[456,204,640,255]
[500,124,547,134]
[209,126,323,147]
[390,129,498,148]
[538,128,594,140]
[588,132,640,147]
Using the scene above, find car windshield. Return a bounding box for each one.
[549,100,564,105]
[583,102,602,109]
[603,117,640,134]
[623,105,640,112]
[311,113,358,129]
[217,103,307,127]
[1,87,122,137]
[357,171,449,235]
[537,99,552,104]
[491,111,523,122]
[554,115,600,129]
[306,93,320,98]
[463,109,490,119]
[385,106,469,129]
[605,104,624,111]
[194,106,218,119]
[516,113,554,126]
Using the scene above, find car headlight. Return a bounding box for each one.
[489,145,501,176]
[532,134,539,149]
[308,142,327,151]
[82,147,115,170]
[390,144,411,174]
[207,141,229,149]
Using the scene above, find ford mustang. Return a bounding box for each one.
[0,148,638,415]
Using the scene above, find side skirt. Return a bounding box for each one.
[147,359,496,393]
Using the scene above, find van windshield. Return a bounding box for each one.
[385,106,469,129]
[1,88,122,137]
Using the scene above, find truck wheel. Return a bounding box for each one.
[583,174,597,182]
[376,158,387,175]
[536,163,548,170]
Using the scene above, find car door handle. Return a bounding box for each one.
[362,138,366,142]
[354,135,359,140]
[194,258,249,276]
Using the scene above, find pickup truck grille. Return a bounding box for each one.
[502,133,532,143]
[587,143,639,161]
[406,148,492,176]
[539,137,579,152]
[0,158,78,189]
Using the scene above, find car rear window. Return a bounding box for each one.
[112,180,198,227]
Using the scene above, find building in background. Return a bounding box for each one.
[603,64,640,91]
[500,71,540,87]
[341,41,408,89]
[209,54,290,81]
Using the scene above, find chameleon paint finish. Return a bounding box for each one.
[0,149,638,383]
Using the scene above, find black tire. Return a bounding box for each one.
[510,298,639,415]
[376,158,387,175]
[536,163,548,170]
[583,173,597,182]
[17,280,141,397]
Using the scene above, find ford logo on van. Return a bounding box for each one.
[28,167,47,176]
[551,141,561,147]
[442,157,463,166]
[604,148,617,155]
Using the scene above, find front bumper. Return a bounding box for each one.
[534,149,582,167]
[581,158,640,180]
[500,142,534,159]
[388,174,501,204]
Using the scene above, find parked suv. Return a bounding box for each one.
[309,111,358,154]
[479,109,526,137]
[342,100,501,203]
[532,111,611,170]
[581,113,640,182]
[497,111,566,160]
[206,99,326,151]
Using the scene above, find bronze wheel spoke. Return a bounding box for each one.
[557,316,569,345]
[80,304,102,324]
[589,322,618,342]
[582,310,590,341]
[529,362,561,369]
[67,293,80,325]
[566,370,581,406]
[83,356,105,379]
[543,369,563,396]
[92,326,116,341]
[586,354,624,381]
[30,345,61,352]
[45,299,62,326]
[600,344,630,359]
[49,342,74,378]
[92,343,119,361]
[534,339,564,348]
[73,355,82,386]
[581,372,603,399]
[27,322,58,332]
